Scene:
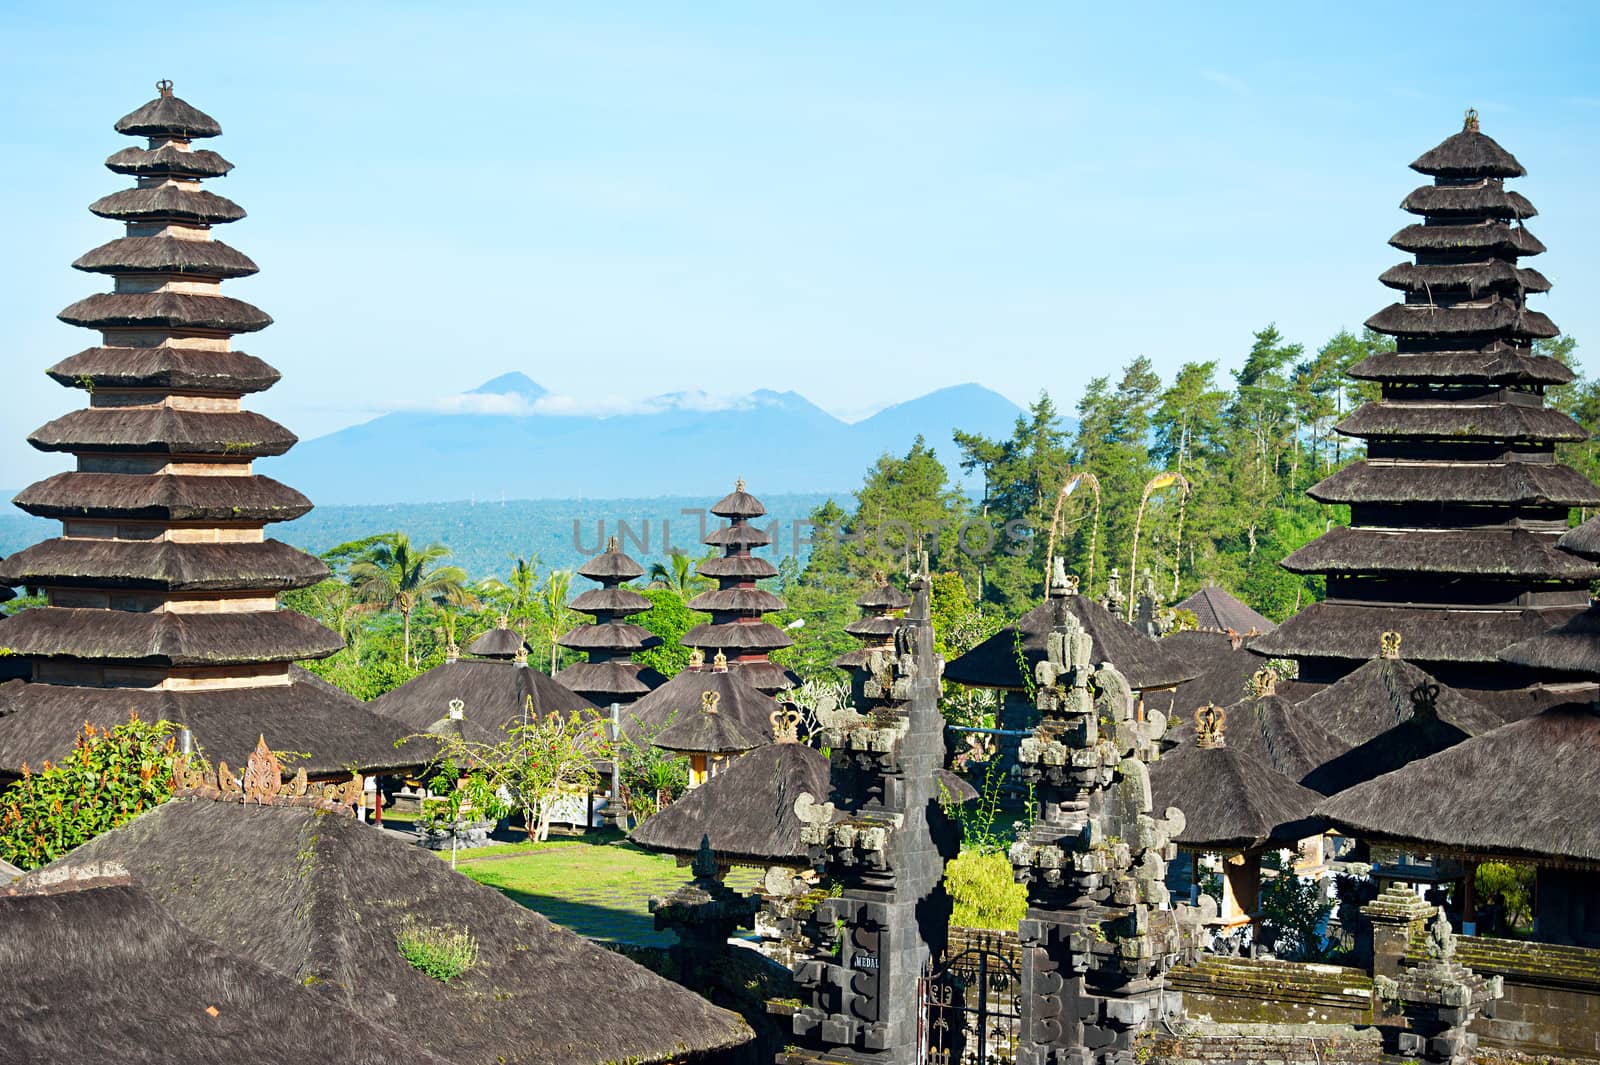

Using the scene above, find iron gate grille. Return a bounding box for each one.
[919,932,1021,1064]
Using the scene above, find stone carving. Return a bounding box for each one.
[649,834,759,984]
[172,737,362,817]
[1376,906,1502,1063]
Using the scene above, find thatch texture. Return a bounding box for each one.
[57,291,272,333]
[0,667,414,777]
[1333,401,1585,442]
[705,522,773,548]
[653,697,766,755]
[1400,183,1536,219]
[0,882,450,1065]
[687,586,785,613]
[1281,526,1600,579]
[1319,701,1600,864]
[556,621,660,652]
[105,143,233,177]
[567,586,652,615]
[1365,301,1558,340]
[1557,516,1600,560]
[682,619,794,651]
[1210,694,1345,784]
[699,554,778,579]
[114,92,223,138]
[1249,602,1583,665]
[88,185,244,224]
[576,545,645,581]
[856,582,912,610]
[1150,742,1321,850]
[1173,586,1272,635]
[1307,461,1600,507]
[464,625,527,658]
[1499,606,1600,679]
[631,741,829,864]
[1148,632,1261,726]
[0,606,343,665]
[727,659,800,692]
[74,236,259,278]
[53,800,754,1063]
[555,659,665,701]
[1388,221,1544,257]
[29,407,295,456]
[371,659,599,749]
[623,667,777,743]
[1380,261,1551,296]
[1348,349,1573,385]
[14,472,312,523]
[710,485,767,518]
[946,594,1197,692]
[47,346,281,393]
[0,537,328,591]
[1410,127,1526,178]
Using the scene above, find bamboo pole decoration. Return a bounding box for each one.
[1171,483,1189,599]
[1044,472,1101,594]
[1128,471,1190,621]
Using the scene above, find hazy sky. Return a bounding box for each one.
[3,1,1598,487]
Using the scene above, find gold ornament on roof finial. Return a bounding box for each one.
[872,569,887,586]
[497,614,509,629]
[1194,703,1227,749]
[1250,667,1277,697]
[1380,631,1402,659]
[447,698,465,721]
[712,649,728,673]
[687,647,705,671]
[771,701,802,743]
[1464,107,1480,132]
[513,645,529,666]
[241,736,284,805]
[157,79,174,98]
[606,535,619,551]
[736,477,746,493]
[702,690,721,715]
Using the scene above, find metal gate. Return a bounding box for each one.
[919,932,1021,1064]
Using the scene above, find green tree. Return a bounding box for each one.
[647,549,712,597]
[347,532,474,667]
[634,588,707,679]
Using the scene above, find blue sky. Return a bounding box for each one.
[3,1,1598,486]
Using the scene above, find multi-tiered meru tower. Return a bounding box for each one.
[0,83,407,779]
[1254,112,1600,716]
[556,536,665,705]
[683,480,799,694]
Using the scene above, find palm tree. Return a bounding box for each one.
[537,569,575,673]
[348,532,474,666]
[477,552,540,627]
[647,549,710,597]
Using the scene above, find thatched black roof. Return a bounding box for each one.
[0,667,413,777]
[682,619,794,652]
[1148,632,1262,726]
[1410,123,1526,178]
[557,621,660,652]
[1365,300,1557,341]
[1379,260,1551,297]
[14,472,312,523]
[1173,586,1272,635]
[52,800,754,1063]
[1281,527,1600,579]
[555,659,666,702]
[1251,602,1583,667]
[1400,183,1536,219]
[0,607,342,665]
[47,346,281,393]
[623,666,777,743]
[576,543,646,581]
[57,291,272,333]
[687,586,785,613]
[105,143,233,177]
[115,89,223,139]
[1499,606,1600,679]
[1150,741,1321,851]
[73,236,259,278]
[1319,701,1600,865]
[945,593,1197,692]
[1209,693,1346,784]
[653,695,767,755]
[631,740,829,865]
[710,483,767,519]
[698,554,778,579]
[88,184,244,224]
[0,537,328,591]
[726,659,801,693]
[1333,401,1584,443]
[1557,515,1600,559]
[29,407,294,457]
[856,580,912,610]
[845,615,904,638]
[464,625,527,659]
[0,880,450,1065]
[1348,349,1573,385]
[1386,221,1545,258]
[567,586,652,615]
[370,659,599,747]
[1307,461,1600,507]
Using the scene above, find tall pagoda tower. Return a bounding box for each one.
[556,536,664,705]
[1253,111,1600,715]
[0,83,407,778]
[683,480,799,694]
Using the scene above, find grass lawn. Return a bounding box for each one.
[446,831,762,946]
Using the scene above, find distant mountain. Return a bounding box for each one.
[271,377,1040,504]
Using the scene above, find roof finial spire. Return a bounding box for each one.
[156,79,174,98]
[735,476,746,493]
[1194,703,1227,749]
[1464,107,1480,133]
[605,535,619,552]
[1380,630,1402,659]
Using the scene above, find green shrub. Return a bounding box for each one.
[1476,861,1534,931]
[396,916,479,982]
[945,849,1027,931]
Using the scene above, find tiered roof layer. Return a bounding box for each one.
[0,84,404,776]
[834,573,912,669]
[1255,114,1600,699]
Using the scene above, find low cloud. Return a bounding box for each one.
[397,389,762,419]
